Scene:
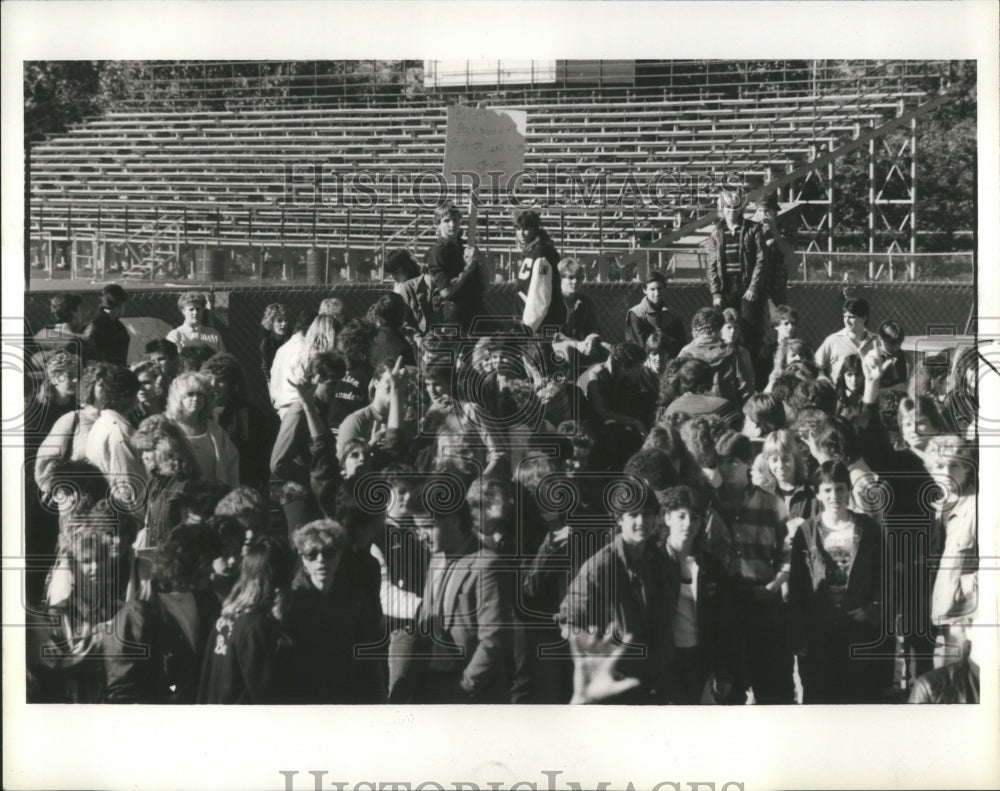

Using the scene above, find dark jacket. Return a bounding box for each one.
[198,611,293,704]
[85,309,130,366]
[105,588,221,703]
[285,553,386,704]
[908,659,979,703]
[398,275,439,336]
[217,399,277,491]
[788,512,883,653]
[665,543,739,686]
[559,535,677,702]
[677,335,754,403]
[705,220,766,300]
[426,238,484,332]
[563,292,600,342]
[625,298,687,357]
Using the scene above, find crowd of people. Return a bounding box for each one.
[23,188,980,705]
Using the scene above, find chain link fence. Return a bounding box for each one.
[24,280,974,415]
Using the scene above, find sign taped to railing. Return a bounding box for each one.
[443,105,527,182]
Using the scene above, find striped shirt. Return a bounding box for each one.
[718,486,788,584]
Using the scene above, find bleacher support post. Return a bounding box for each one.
[306,248,323,285]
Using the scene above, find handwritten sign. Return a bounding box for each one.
[443,105,527,182]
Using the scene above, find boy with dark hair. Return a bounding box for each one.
[625,272,686,357]
[756,304,800,387]
[84,284,130,365]
[678,307,754,404]
[814,297,883,382]
[558,481,676,703]
[877,319,908,388]
[661,358,743,430]
[177,342,216,374]
[660,484,737,704]
[587,342,647,468]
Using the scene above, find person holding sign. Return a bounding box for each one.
[425,204,484,335]
[514,210,566,334]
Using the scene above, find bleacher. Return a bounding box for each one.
[28,60,937,280]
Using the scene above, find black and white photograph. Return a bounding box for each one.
[3,2,998,790]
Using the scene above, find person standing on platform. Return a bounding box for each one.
[513,210,565,334]
[705,187,767,357]
[425,204,484,337]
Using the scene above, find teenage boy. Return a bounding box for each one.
[705,187,767,356]
[166,292,225,352]
[558,482,676,703]
[626,272,686,357]
[814,297,883,383]
[756,304,800,387]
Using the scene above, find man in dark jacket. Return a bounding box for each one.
[558,482,677,703]
[704,187,767,357]
[625,272,686,357]
[677,307,754,404]
[85,284,130,365]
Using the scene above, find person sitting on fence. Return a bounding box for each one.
[552,256,606,368]
[625,271,687,358]
[396,255,440,346]
[166,292,225,353]
[84,284,130,366]
[677,307,754,405]
[814,297,884,383]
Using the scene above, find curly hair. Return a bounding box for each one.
[337,318,377,366]
[95,365,139,414]
[368,292,407,329]
[178,343,216,374]
[691,307,724,338]
[658,484,707,517]
[624,448,678,492]
[36,351,81,406]
[78,361,116,408]
[200,353,247,400]
[165,372,215,423]
[153,522,222,593]
[260,303,289,333]
[680,416,720,469]
[292,518,349,557]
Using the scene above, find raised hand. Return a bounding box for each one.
[568,628,642,704]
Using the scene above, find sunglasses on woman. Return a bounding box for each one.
[303,547,338,562]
